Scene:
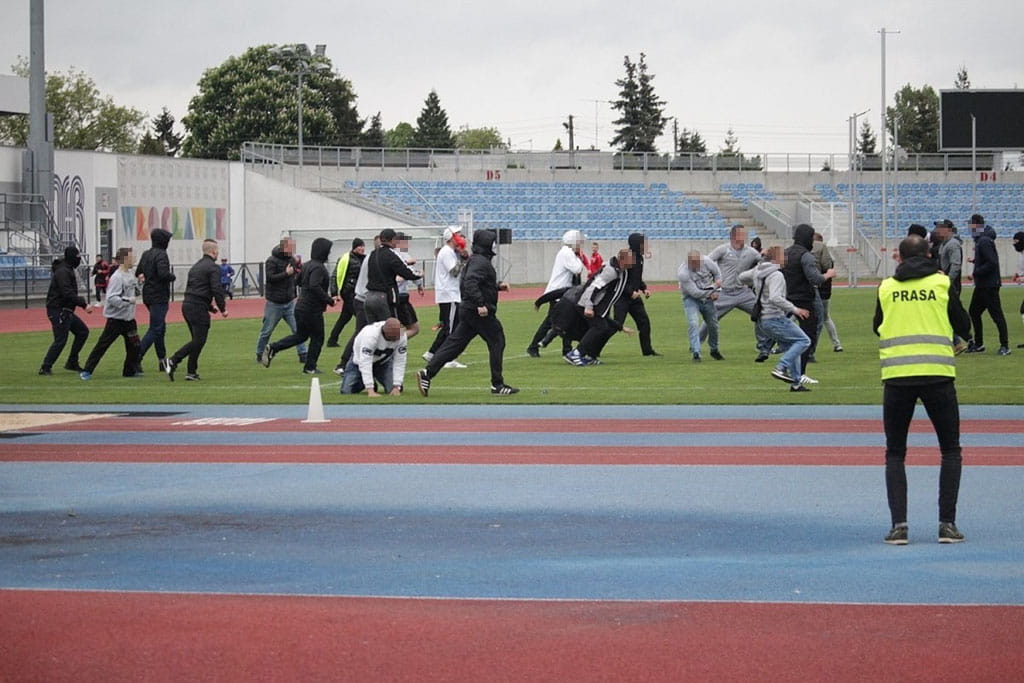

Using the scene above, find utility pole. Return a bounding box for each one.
[673,117,679,154]
[879,27,900,277]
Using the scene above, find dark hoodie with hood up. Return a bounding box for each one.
[136,228,176,305]
[46,246,89,311]
[296,237,335,313]
[783,224,827,307]
[970,225,1002,289]
[625,232,648,295]
[460,230,500,315]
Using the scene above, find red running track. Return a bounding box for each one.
[2,590,1022,682]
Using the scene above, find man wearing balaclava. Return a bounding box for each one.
[783,224,835,380]
[39,246,94,375]
[613,232,659,357]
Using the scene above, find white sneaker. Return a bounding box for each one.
[799,374,819,385]
[443,360,467,369]
[422,351,434,362]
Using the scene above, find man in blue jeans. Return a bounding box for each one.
[740,246,813,392]
[255,237,307,364]
[677,249,723,362]
[135,228,176,373]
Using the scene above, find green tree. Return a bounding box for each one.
[857,120,877,155]
[719,127,740,156]
[454,126,506,150]
[0,58,144,152]
[676,127,706,155]
[137,131,165,156]
[886,83,939,154]
[412,90,454,148]
[181,44,363,159]
[362,112,384,147]
[553,138,564,151]
[610,53,667,152]
[385,122,415,148]
[955,65,970,90]
[153,107,182,156]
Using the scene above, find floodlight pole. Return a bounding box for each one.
[269,44,329,175]
[879,27,899,278]
[848,108,869,286]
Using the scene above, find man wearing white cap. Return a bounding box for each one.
[424,226,468,365]
[526,229,587,357]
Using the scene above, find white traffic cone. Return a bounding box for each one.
[302,376,329,423]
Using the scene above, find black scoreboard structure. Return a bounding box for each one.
[940,89,1024,151]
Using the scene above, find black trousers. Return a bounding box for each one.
[968,286,1009,348]
[170,303,211,375]
[83,318,140,376]
[947,280,972,342]
[577,316,617,358]
[529,302,572,355]
[883,379,962,526]
[425,308,506,387]
[428,302,459,354]
[613,295,654,355]
[272,306,324,372]
[327,292,356,344]
[41,307,89,370]
[792,300,819,370]
[339,299,367,367]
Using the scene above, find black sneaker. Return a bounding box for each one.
[64,361,83,372]
[938,522,965,544]
[692,352,701,362]
[302,367,323,375]
[754,352,769,363]
[491,384,520,395]
[158,358,169,373]
[790,384,811,392]
[526,347,540,358]
[325,340,339,348]
[416,369,431,397]
[643,350,662,357]
[260,346,275,367]
[710,350,724,360]
[997,346,1010,356]
[884,525,908,545]
[965,342,986,353]
[38,367,52,376]
[165,358,176,382]
[185,373,201,381]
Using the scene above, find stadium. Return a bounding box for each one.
[2,8,1024,682]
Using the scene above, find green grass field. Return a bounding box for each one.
[4,286,1022,405]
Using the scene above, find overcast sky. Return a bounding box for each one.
[2,0,1022,155]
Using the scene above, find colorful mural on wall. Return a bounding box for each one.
[119,205,227,241]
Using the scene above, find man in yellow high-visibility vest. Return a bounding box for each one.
[873,235,964,546]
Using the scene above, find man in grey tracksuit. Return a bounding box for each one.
[705,224,771,360]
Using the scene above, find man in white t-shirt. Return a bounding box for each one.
[340,317,408,396]
[527,229,587,357]
[424,226,469,366]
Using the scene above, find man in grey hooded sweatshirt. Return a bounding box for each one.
[740,246,813,392]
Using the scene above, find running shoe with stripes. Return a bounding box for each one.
[799,374,819,385]
[770,367,793,383]
[416,369,431,397]
[563,349,582,366]
[490,384,520,395]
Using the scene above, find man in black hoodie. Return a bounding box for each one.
[783,224,835,375]
[39,246,94,375]
[260,237,335,374]
[613,232,659,356]
[965,214,1010,355]
[416,230,519,396]
[166,239,227,381]
[135,228,176,373]
[255,237,307,365]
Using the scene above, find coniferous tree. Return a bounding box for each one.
[955,65,971,90]
[362,112,384,147]
[153,107,182,156]
[857,120,877,155]
[676,127,707,155]
[610,53,667,152]
[412,90,454,149]
[137,130,165,156]
[720,127,740,155]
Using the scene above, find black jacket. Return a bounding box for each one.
[783,224,826,306]
[136,229,176,305]
[46,259,88,311]
[365,244,419,304]
[460,230,500,314]
[971,226,1002,288]
[264,246,299,304]
[296,237,335,313]
[625,232,648,294]
[183,254,227,312]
